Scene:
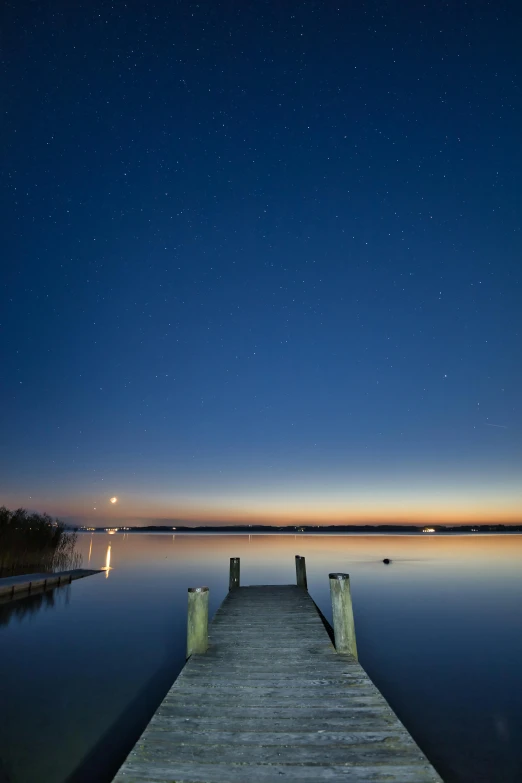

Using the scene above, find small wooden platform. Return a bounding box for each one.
[0,568,101,598]
[115,584,443,782]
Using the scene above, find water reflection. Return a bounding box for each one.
[0,584,71,627]
[102,544,112,578]
[0,532,520,783]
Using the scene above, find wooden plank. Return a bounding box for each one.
[143,715,399,731]
[113,762,440,782]
[114,584,444,783]
[179,674,373,685]
[161,694,387,708]
[182,666,365,677]
[124,741,428,765]
[156,704,399,721]
[128,729,418,747]
[170,684,382,698]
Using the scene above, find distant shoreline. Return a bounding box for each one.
[75,524,522,534]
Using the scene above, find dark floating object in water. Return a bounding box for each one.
[382,558,391,564]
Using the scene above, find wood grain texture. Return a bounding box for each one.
[187,587,209,657]
[114,584,443,783]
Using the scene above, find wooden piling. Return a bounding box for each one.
[295,555,307,590]
[329,572,358,659]
[229,557,240,590]
[186,586,209,658]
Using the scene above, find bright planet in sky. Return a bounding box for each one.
[110,497,118,504]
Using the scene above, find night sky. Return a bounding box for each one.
[1,1,521,525]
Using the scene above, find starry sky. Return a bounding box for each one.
[1,1,521,526]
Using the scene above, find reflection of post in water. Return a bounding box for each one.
[103,544,112,578]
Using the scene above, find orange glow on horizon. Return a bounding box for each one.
[63,500,522,526]
[5,485,521,526]
[77,491,522,525]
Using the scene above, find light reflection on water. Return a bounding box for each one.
[0,532,520,783]
[102,544,112,578]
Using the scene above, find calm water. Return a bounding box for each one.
[0,533,521,783]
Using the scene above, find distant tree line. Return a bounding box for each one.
[0,506,80,575]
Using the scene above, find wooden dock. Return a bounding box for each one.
[0,568,101,599]
[114,560,443,783]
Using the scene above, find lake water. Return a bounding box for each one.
[0,532,521,783]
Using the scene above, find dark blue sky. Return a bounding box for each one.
[1,1,521,524]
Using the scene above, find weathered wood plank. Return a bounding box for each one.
[131,729,418,747]
[162,694,387,709]
[183,666,363,677]
[155,704,399,721]
[125,740,428,765]
[179,675,373,686]
[144,715,399,731]
[114,762,441,782]
[170,685,382,699]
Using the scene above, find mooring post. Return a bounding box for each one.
[187,586,209,658]
[329,572,358,659]
[295,555,307,590]
[229,557,240,591]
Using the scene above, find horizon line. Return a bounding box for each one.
[73,521,522,529]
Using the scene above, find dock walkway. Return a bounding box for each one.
[115,577,443,782]
[0,568,101,598]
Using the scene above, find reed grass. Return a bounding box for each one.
[0,506,82,576]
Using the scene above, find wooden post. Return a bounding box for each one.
[187,586,209,658]
[229,557,240,591]
[329,572,358,659]
[295,555,307,590]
